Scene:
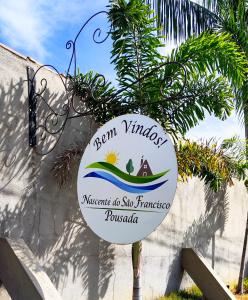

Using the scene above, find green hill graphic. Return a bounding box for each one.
[86,161,169,184]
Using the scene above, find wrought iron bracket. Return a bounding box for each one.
[27,67,37,148]
[26,10,187,156]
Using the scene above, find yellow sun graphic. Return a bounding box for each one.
[105,151,119,165]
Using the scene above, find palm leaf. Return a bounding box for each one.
[146,0,218,41]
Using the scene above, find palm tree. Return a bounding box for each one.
[147,0,248,293]
[147,0,247,43]
[146,0,247,122]
[148,0,248,120]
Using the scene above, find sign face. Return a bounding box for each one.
[77,114,178,244]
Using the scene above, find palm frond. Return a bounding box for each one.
[177,138,247,191]
[51,145,83,187]
[146,0,218,42]
[169,31,248,89]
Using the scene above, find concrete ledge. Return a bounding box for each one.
[182,248,236,300]
[0,238,62,300]
[0,285,11,300]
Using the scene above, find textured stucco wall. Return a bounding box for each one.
[0,43,247,300]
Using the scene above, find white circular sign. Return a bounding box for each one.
[77,114,177,244]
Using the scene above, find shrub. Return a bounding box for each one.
[243,278,248,293]
[156,286,203,299]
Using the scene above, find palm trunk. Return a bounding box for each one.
[237,112,248,294]
[132,241,142,300]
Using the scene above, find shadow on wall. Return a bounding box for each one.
[0,76,115,300]
[164,184,229,294]
[0,78,29,195]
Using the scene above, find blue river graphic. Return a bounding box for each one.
[84,170,168,194]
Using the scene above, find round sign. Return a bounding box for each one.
[77,114,177,244]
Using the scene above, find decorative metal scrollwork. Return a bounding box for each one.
[28,10,187,156]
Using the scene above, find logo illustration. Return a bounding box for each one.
[84,152,169,193]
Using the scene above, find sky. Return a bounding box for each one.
[0,0,245,141]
